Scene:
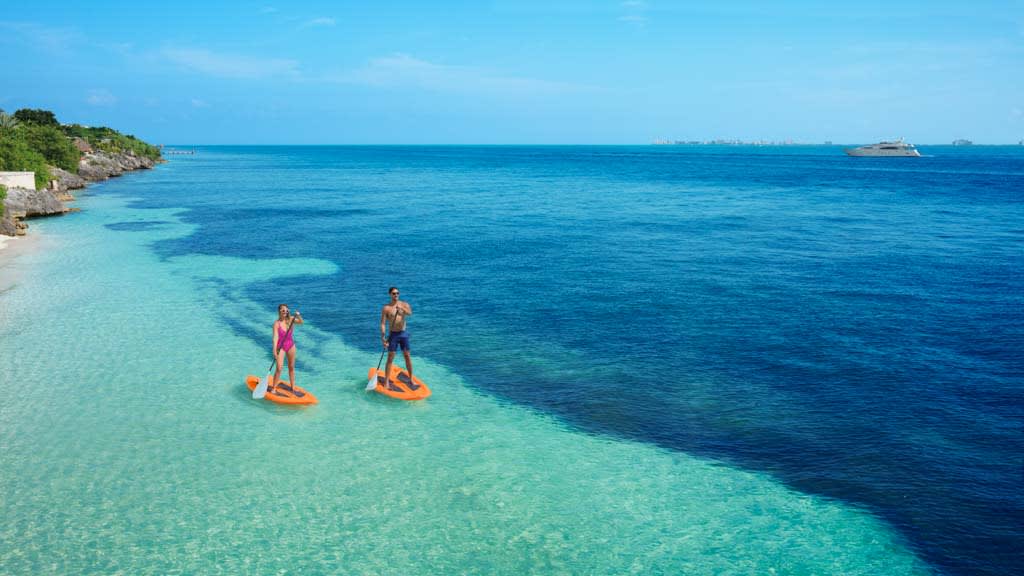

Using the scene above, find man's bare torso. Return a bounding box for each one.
[384,302,409,332]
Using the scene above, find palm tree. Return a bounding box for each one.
[0,109,19,132]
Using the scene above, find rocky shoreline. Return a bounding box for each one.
[1,149,162,237]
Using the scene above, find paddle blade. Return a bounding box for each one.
[252,374,269,399]
[366,370,378,391]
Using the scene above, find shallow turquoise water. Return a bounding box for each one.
[0,179,933,573]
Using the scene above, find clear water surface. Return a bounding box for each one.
[1,145,1020,575]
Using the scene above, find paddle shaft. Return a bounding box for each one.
[267,314,298,373]
[372,307,402,380]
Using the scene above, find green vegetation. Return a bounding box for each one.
[62,124,161,161]
[0,184,6,218]
[0,132,51,189]
[0,108,159,190]
[18,124,79,172]
[13,109,59,128]
[0,110,19,132]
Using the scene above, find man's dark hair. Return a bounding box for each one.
[388,286,398,294]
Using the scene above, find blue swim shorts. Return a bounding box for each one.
[387,330,410,352]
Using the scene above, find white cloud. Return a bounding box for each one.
[332,53,593,97]
[162,47,300,79]
[0,20,82,53]
[339,54,460,87]
[86,89,117,106]
[305,17,336,27]
[260,6,278,14]
[619,0,649,26]
[191,98,210,108]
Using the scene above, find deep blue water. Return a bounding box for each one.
[126,145,1021,576]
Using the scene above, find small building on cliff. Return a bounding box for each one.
[72,137,92,153]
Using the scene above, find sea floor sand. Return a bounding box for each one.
[0,188,933,575]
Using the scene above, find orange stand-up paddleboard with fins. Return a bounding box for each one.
[246,375,318,405]
[368,365,431,400]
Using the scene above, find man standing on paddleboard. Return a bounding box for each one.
[380,286,413,388]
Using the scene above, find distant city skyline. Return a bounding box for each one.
[3,1,1022,144]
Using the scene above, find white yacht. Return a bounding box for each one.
[845,138,921,157]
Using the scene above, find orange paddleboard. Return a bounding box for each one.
[368,365,431,400]
[246,375,318,405]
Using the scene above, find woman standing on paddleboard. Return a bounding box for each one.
[271,304,303,393]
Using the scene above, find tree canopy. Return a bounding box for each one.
[18,124,79,172]
[13,108,60,127]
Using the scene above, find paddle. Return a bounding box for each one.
[367,307,401,391]
[253,313,298,400]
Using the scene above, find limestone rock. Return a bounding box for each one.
[78,152,123,180]
[2,186,68,217]
[4,149,160,237]
[0,213,16,236]
[77,150,158,181]
[49,166,87,191]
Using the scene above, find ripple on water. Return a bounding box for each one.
[0,188,934,575]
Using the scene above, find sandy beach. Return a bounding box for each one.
[0,233,41,297]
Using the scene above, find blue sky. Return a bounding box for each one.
[3,1,1022,144]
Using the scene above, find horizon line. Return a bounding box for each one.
[157,142,1024,147]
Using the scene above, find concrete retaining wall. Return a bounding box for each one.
[0,172,36,190]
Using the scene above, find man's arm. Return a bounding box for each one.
[397,301,412,316]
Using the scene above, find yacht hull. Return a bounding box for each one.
[845,147,921,157]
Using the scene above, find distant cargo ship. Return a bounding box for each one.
[844,139,921,157]
[952,139,973,146]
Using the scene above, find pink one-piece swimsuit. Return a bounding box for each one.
[277,324,295,352]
